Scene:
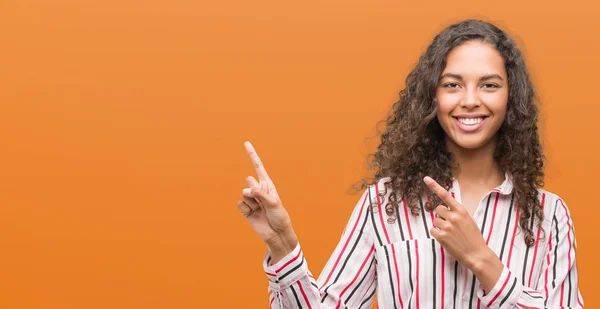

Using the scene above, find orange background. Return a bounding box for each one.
[0,0,598,308]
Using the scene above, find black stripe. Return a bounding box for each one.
[469,194,493,309]
[522,213,535,285]
[358,285,376,309]
[480,194,493,234]
[383,246,398,309]
[499,278,517,307]
[499,193,515,260]
[568,266,573,306]
[553,206,559,289]
[431,239,437,309]
[453,261,458,309]
[311,282,318,289]
[420,199,430,238]
[321,198,372,301]
[344,260,376,305]
[468,274,476,309]
[368,188,384,246]
[523,290,544,299]
[397,201,406,241]
[279,257,304,280]
[290,284,303,308]
[406,241,414,309]
[276,292,282,309]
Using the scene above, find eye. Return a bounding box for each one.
[443,83,460,88]
[482,83,500,89]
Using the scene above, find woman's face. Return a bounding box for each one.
[435,40,508,152]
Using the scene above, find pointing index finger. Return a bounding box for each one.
[423,176,457,209]
[244,141,270,182]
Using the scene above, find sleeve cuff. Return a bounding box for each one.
[478,266,522,309]
[263,243,308,290]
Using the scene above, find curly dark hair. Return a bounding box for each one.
[358,19,544,247]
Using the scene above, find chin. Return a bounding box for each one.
[449,135,493,151]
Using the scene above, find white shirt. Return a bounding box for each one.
[262,176,583,309]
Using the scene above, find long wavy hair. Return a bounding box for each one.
[358,19,544,247]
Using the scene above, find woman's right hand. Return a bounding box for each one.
[237,141,298,263]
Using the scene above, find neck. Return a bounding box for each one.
[446,136,504,188]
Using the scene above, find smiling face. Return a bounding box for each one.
[435,40,509,152]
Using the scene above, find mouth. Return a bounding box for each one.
[453,116,489,132]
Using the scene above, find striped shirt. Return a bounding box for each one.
[262,176,584,309]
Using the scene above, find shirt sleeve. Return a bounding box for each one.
[476,197,584,309]
[263,185,378,309]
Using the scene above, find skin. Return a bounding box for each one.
[238,40,511,294]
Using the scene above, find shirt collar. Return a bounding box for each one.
[492,172,514,195]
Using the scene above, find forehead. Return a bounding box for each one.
[442,41,507,77]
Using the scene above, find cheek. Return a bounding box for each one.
[482,90,508,115]
[435,93,457,122]
[486,100,508,122]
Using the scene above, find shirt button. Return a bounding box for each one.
[462,294,469,301]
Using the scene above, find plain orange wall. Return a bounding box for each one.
[1,0,598,308]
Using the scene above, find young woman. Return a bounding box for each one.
[236,19,584,309]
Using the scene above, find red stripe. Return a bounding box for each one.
[375,182,391,244]
[486,273,511,307]
[320,194,368,287]
[428,210,445,309]
[544,254,550,300]
[485,193,500,244]
[477,298,481,309]
[429,208,435,228]
[403,197,413,239]
[275,248,303,273]
[297,281,313,309]
[391,243,404,308]
[266,272,276,277]
[335,245,376,309]
[578,293,584,307]
[559,199,573,269]
[527,193,545,287]
[507,207,520,268]
[560,281,565,306]
[270,296,275,306]
[415,241,420,309]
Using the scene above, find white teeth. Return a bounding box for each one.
[458,117,484,125]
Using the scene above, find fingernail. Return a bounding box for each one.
[242,188,252,196]
[423,176,432,184]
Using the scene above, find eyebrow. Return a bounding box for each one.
[440,73,505,81]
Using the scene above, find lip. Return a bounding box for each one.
[452,114,490,118]
[453,116,489,133]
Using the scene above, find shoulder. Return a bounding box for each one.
[537,188,574,222]
[361,177,395,207]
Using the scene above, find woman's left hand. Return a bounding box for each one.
[423,176,490,270]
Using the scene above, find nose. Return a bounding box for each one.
[460,86,481,108]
